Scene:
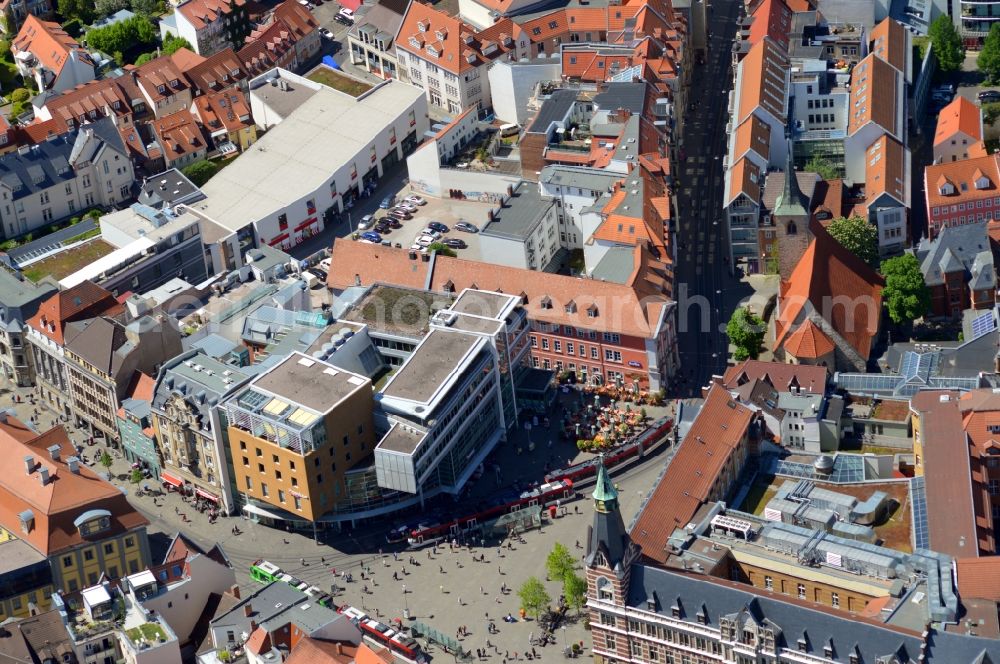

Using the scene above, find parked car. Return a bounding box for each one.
[374,223,393,234]
[358,214,375,230]
[455,221,479,233]
[388,208,413,220]
[337,7,355,21]
[427,221,449,233]
[380,194,396,209]
[396,202,418,213]
[980,90,1000,103]
[319,257,332,271]
[415,235,435,247]
[403,195,427,206]
[333,13,352,24]
[360,231,383,243]
[442,238,467,249]
[935,83,956,95]
[384,218,403,229]
[320,27,334,39]
[420,228,442,240]
[308,268,327,282]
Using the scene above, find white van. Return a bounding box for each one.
[498,123,519,138]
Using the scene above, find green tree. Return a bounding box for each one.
[516,577,551,620]
[57,0,93,23]
[95,0,130,19]
[130,0,161,16]
[130,468,143,484]
[99,451,113,471]
[546,543,576,581]
[427,242,456,257]
[826,215,879,264]
[182,160,219,186]
[134,52,155,66]
[562,572,587,615]
[881,254,931,324]
[981,23,1000,84]
[85,15,156,59]
[929,15,964,73]
[162,34,192,55]
[804,155,838,180]
[726,307,765,361]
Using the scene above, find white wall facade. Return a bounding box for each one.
[141,554,237,644]
[488,59,561,125]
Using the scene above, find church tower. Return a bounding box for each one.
[773,141,812,281]
[586,457,641,662]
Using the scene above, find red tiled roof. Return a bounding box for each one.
[182,48,246,93]
[40,78,133,134]
[177,0,246,31]
[26,281,122,344]
[285,637,364,664]
[774,224,884,358]
[150,110,207,163]
[847,54,899,138]
[956,557,1000,601]
[924,153,1000,212]
[630,384,754,563]
[719,359,827,392]
[781,318,834,359]
[0,419,149,556]
[736,38,788,125]
[134,55,191,103]
[192,87,252,134]
[732,114,771,165]
[169,46,206,72]
[865,134,906,205]
[747,0,791,50]
[934,96,983,147]
[869,17,907,74]
[12,15,91,77]
[726,156,762,206]
[245,627,272,655]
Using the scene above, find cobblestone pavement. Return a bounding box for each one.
[0,378,675,661]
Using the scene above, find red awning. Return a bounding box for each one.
[161,471,184,488]
[269,232,289,246]
[195,488,219,503]
[294,217,318,232]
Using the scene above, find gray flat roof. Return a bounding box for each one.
[378,422,426,454]
[480,184,554,240]
[0,538,47,574]
[252,352,370,412]
[527,89,578,133]
[448,312,504,335]
[540,165,620,192]
[590,246,635,284]
[450,289,513,319]
[252,77,318,118]
[593,82,647,114]
[381,329,480,403]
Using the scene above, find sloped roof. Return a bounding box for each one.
[865,134,906,205]
[726,156,762,207]
[736,38,788,125]
[925,153,1000,211]
[26,280,122,344]
[150,110,207,163]
[732,114,771,165]
[748,0,792,50]
[0,418,148,555]
[630,384,754,563]
[177,0,246,31]
[869,17,907,74]
[917,221,992,286]
[782,318,835,359]
[774,224,885,358]
[956,557,1000,601]
[182,47,246,93]
[934,96,983,147]
[720,359,827,393]
[12,15,91,77]
[847,54,899,137]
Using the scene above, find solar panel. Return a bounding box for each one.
[910,476,929,550]
[771,455,866,483]
[836,373,902,393]
[971,311,996,341]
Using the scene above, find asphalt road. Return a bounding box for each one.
[671,0,751,396]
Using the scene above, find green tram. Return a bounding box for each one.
[249,559,336,609]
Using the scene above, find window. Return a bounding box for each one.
[530,335,537,347]
[84,549,94,561]
[604,349,622,362]
[603,332,621,344]
[294,496,302,510]
[554,340,561,352]
[261,483,269,497]
[541,338,550,350]
[245,476,252,490]
[831,592,840,608]
[42,208,52,222]
[278,489,286,503]
[797,583,806,599]
[124,536,134,548]
[278,214,288,231]
[104,543,114,555]
[764,575,773,590]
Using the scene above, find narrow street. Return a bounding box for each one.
[672,0,751,395]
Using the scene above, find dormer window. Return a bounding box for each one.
[482,41,498,56]
[586,304,598,318]
[426,43,440,57]
[976,176,991,190]
[157,84,166,94]
[540,296,553,309]
[170,78,179,87]
[417,20,428,32]
[565,300,577,313]
[18,509,33,534]
[435,27,447,40]
[939,182,956,196]
[597,577,613,601]
[409,36,422,49]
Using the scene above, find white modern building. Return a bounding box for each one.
[176,68,427,265]
[538,165,621,251]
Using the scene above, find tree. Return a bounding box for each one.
[134,52,155,66]
[826,215,879,264]
[804,155,838,180]
[881,254,931,325]
[980,23,1000,84]
[130,0,161,16]
[182,160,219,186]
[427,242,456,257]
[517,577,551,620]
[929,15,964,73]
[545,543,576,582]
[94,0,129,19]
[130,468,143,484]
[562,572,587,615]
[99,451,113,471]
[57,0,94,23]
[162,34,192,55]
[726,307,765,361]
[85,15,157,59]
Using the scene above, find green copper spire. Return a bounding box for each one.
[592,455,619,513]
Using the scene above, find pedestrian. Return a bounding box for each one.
[440,584,445,593]
[393,571,398,581]
[440,565,445,574]
[458,596,463,606]
[499,566,503,575]
[532,647,538,658]
[174,506,179,515]
[480,585,484,595]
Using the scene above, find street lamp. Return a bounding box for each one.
[402,584,409,619]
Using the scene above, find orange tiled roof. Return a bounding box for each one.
[327,240,673,339]
[865,134,906,205]
[869,18,907,74]
[847,54,899,137]
[736,38,788,124]
[781,318,834,358]
[183,48,246,93]
[934,96,983,147]
[169,46,206,72]
[40,78,133,134]
[630,384,754,563]
[12,15,90,77]
[955,557,1000,601]
[395,3,522,75]
[285,637,365,664]
[747,0,791,50]
[134,55,190,103]
[177,0,246,31]
[192,87,252,134]
[774,224,884,358]
[720,359,827,392]
[272,0,320,39]
[924,153,1000,211]
[732,114,771,164]
[26,281,122,344]
[151,110,207,163]
[0,419,149,556]
[726,156,762,206]
[565,7,609,32]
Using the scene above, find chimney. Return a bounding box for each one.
[243,603,253,617]
[39,468,49,486]
[67,457,80,474]
[336,643,343,654]
[230,584,241,599]
[24,456,34,475]
[48,444,61,461]
[249,619,258,633]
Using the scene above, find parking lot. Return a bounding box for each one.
[353,194,496,261]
